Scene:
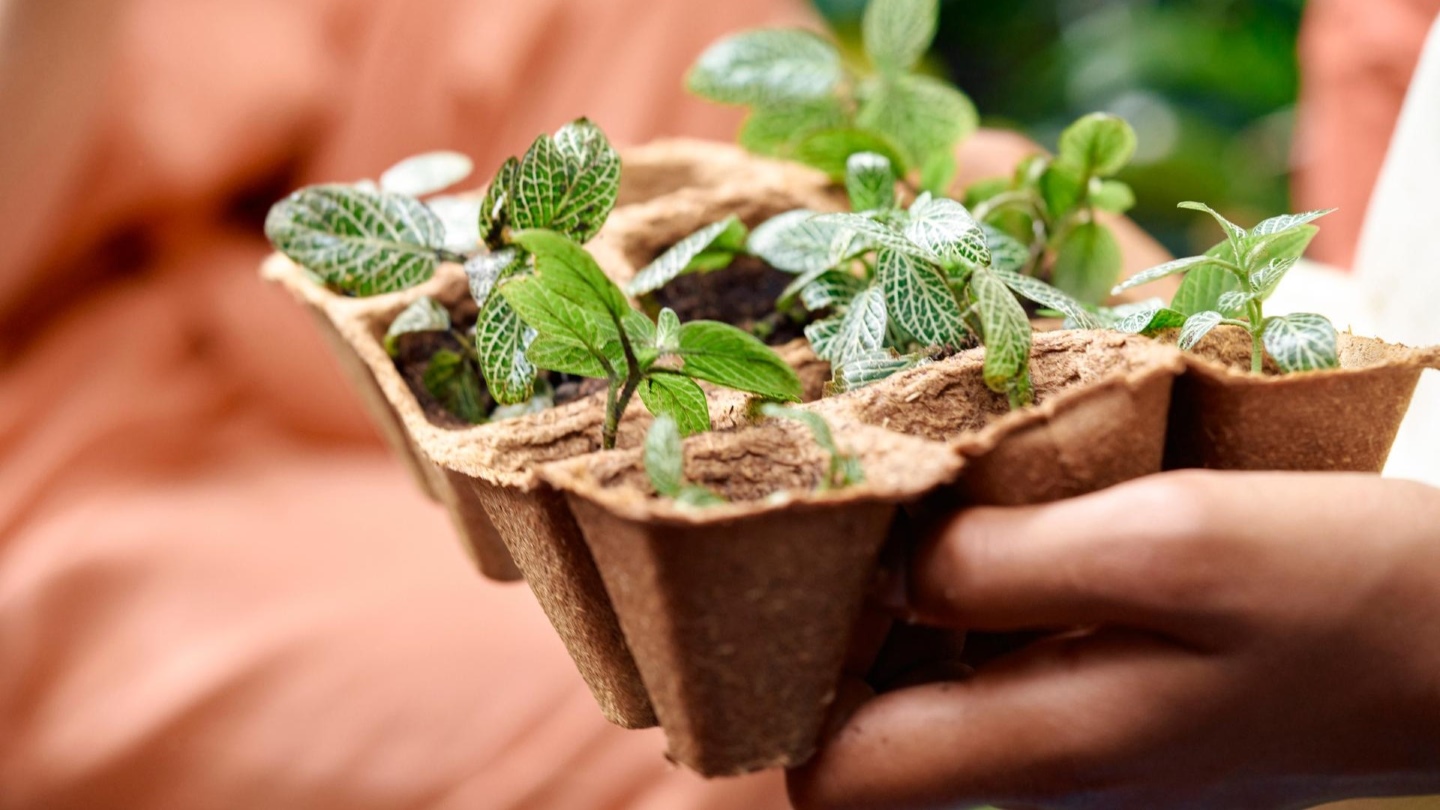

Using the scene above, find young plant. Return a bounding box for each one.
[966,113,1138,304]
[748,152,1098,407]
[759,404,863,490]
[687,0,976,193]
[383,296,489,424]
[644,415,726,507]
[1111,203,1339,374]
[498,230,804,449]
[624,215,751,298]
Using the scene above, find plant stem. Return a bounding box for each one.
[1247,300,1266,374]
[437,248,470,265]
[602,378,621,450]
[600,314,647,450]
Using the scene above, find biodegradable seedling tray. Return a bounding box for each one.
[1164,326,1440,471]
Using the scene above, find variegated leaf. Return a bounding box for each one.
[877,249,969,346]
[969,266,1033,399]
[1261,313,1339,373]
[749,209,850,274]
[846,152,898,212]
[380,151,474,197]
[992,269,1100,329]
[550,119,622,242]
[490,378,556,421]
[830,349,925,393]
[1179,201,1247,252]
[464,248,523,307]
[804,315,844,362]
[1216,289,1256,312]
[1108,299,1187,334]
[1243,225,1317,274]
[1178,310,1224,351]
[903,194,990,269]
[800,270,866,312]
[819,284,888,364]
[475,294,537,404]
[264,184,445,296]
[984,225,1030,274]
[686,29,843,106]
[863,0,938,71]
[656,308,682,353]
[384,296,451,355]
[1250,208,1337,237]
[813,212,937,261]
[627,216,746,296]
[1112,255,1219,294]
[1171,257,1246,317]
[479,157,518,249]
[1251,257,1298,301]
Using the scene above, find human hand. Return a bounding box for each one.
[790,471,1440,810]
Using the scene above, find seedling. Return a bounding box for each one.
[747,152,1097,407]
[966,113,1138,304]
[1111,203,1339,373]
[759,404,863,490]
[644,415,727,507]
[499,230,803,449]
[687,0,976,194]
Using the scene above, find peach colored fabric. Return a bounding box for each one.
[0,0,816,807]
[1295,0,1440,269]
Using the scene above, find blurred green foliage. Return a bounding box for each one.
[813,0,1305,256]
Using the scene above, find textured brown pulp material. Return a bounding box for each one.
[544,330,1187,776]
[1165,326,1440,471]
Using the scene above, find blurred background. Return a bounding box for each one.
[816,0,1304,257]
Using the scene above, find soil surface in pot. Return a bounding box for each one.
[649,256,810,346]
[390,303,606,430]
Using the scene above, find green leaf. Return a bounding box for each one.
[863,0,938,71]
[830,349,925,392]
[984,226,1031,274]
[846,152,898,212]
[794,128,909,180]
[1039,162,1084,218]
[1090,179,1135,213]
[509,229,630,325]
[1179,201,1247,255]
[526,335,609,378]
[1108,300,1187,334]
[919,149,958,196]
[500,274,615,364]
[479,157,518,249]
[638,372,711,436]
[877,249,969,346]
[1178,311,1224,351]
[676,321,804,401]
[423,350,488,424]
[1250,208,1337,237]
[380,151,474,198]
[813,212,936,262]
[904,194,990,269]
[1216,289,1257,313]
[1250,257,1299,301]
[644,415,685,498]
[1243,224,1317,274]
[474,294,538,405]
[686,29,844,106]
[799,270,866,312]
[655,308,682,353]
[749,210,851,274]
[738,98,850,157]
[490,378,556,421]
[968,266,1033,401]
[1261,313,1339,373]
[1112,255,1218,295]
[1170,262,1245,318]
[813,284,887,363]
[508,121,620,243]
[627,216,747,296]
[384,296,451,356]
[676,486,728,507]
[992,269,1101,329]
[856,74,977,170]
[265,184,445,296]
[1052,221,1122,305]
[464,247,523,307]
[1056,113,1137,178]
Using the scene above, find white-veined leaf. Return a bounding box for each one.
[638,372,711,436]
[1179,201,1247,253]
[1108,299,1187,334]
[508,121,620,243]
[992,269,1101,329]
[816,284,888,364]
[1242,225,1318,275]
[804,315,844,362]
[474,294,538,404]
[749,209,851,273]
[1216,289,1256,312]
[686,29,843,106]
[813,212,937,262]
[264,184,445,296]
[490,378,556,421]
[380,151,474,197]
[846,152,898,212]
[1112,255,1219,294]
[384,296,451,355]
[862,0,938,72]
[799,270,866,312]
[903,194,990,269]
[1261,313,1339,373]
[655,308,682,353]
[478,157,518,249]
[1178,310,1224,351]
[876,249,969,346]
[968,265,1033,399]
[830,349,925,393]
[464,247,523,307]
[1251,257,1298,301]
[627,216,746,296]
[1250,208,1337,236]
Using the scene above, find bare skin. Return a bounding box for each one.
[790,471,1440,810]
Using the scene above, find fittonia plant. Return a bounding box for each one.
[687,0,976,194]
[966,113,1139,304]
[1110,203,1339,373]
[745,152,1097,407]
[499,230,803,449]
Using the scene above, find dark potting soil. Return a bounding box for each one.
[650,256,810,345]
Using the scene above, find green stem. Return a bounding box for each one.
[600,314,647,450]
[601,377,622,450]
[437,248,470,265]
[1247,300,1266,374]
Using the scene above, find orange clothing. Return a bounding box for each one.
[0,1,814,807]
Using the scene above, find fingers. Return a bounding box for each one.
[789,629,1207,810]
